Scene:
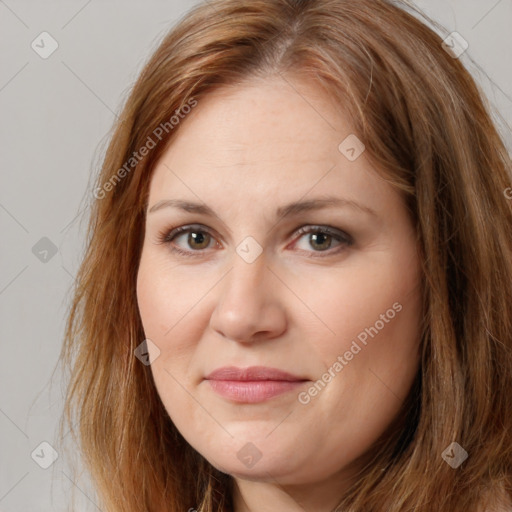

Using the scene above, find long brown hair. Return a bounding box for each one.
[59,0,512,510]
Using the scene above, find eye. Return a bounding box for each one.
[156,224,219,257]
[291,225,353,257]
[155,224,353,258]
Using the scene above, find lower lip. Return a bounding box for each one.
[206,380,306,403]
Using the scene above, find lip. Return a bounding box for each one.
[204,366,308,403]
[206,366,305,382]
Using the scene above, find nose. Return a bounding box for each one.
[209,249,287,344]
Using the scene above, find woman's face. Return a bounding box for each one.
[136,76,423,492]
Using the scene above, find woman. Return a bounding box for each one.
[60,0,512,510]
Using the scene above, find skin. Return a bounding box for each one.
[136,74,424,511]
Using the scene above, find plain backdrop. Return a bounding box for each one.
[0,0,511,510]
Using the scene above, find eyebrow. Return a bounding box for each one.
[148,196,378,219]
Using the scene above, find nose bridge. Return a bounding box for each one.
[210,241,286,342]
[224,241,269,303]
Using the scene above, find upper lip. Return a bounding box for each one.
[205,366,307,382]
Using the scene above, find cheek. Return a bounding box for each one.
[136,261,191,421]
[295,249,422,367]
[292,251,422,450]
[136,253,207,354]
[295,254,422,461]
[136,257,203,427]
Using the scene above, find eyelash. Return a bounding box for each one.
[155,224,354,259]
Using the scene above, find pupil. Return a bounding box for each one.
[190,231,208,249]
[312,233,330,250]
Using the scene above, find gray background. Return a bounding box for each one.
[0,1,510,510]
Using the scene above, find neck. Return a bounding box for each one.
[231,463,364,512]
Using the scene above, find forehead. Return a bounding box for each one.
[147,77,396,216]
[165,77,346,162]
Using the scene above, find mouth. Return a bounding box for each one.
[204,366,309,403]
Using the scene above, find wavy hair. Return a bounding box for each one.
[59,0,512,510]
